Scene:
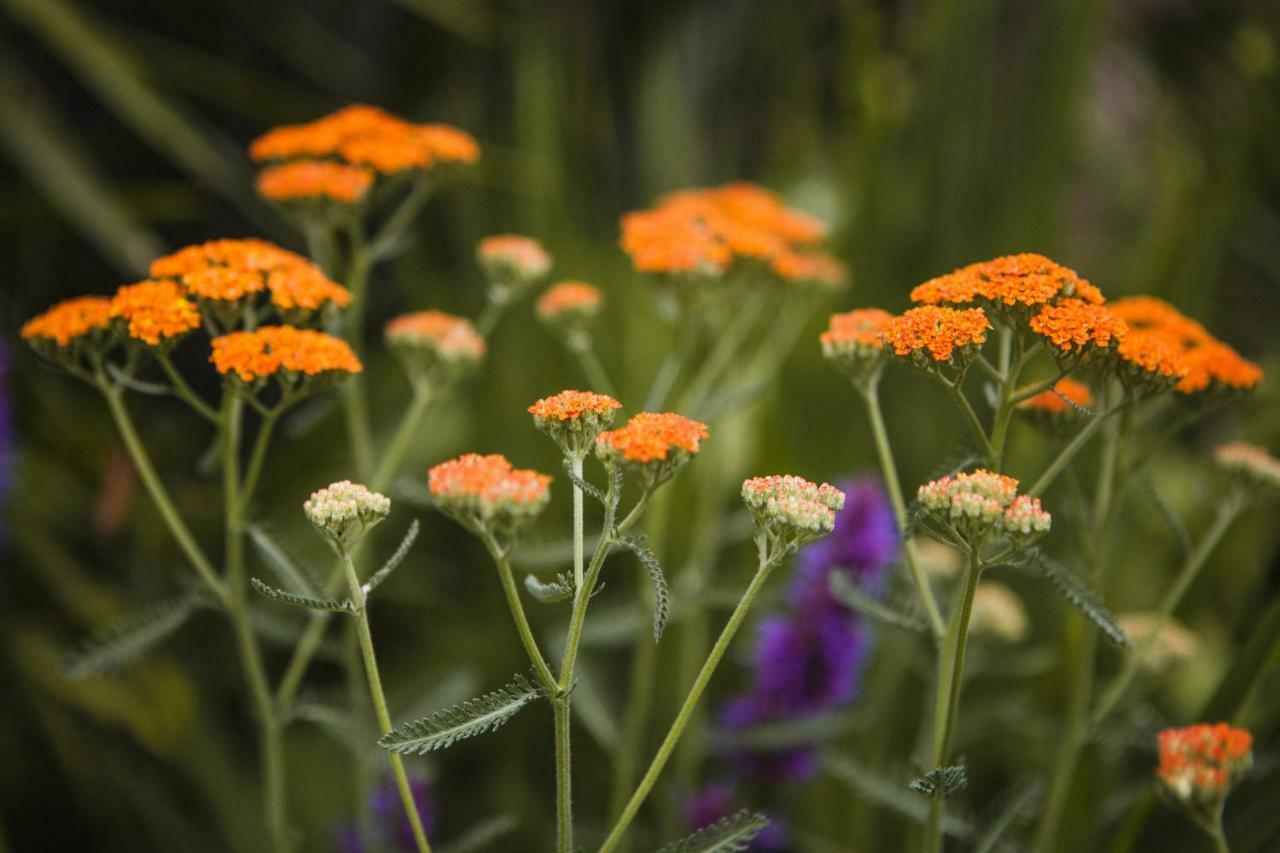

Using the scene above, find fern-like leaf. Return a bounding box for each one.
[379,674,541,754]
[620,535,670,642]
[247,524,320,595]
[525,572,575,603]
[364,520,419,595]
[829,572,928,633]
[250,577,352,613]
[1029,551,1131,647]
[910,765,968,799]
[656,810,771,853]
[64,590,206,678]
[562,458,608,505]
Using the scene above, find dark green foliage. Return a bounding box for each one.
[378,675,541,754]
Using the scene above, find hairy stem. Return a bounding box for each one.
[483,535,558,692]
[554,698,574,853]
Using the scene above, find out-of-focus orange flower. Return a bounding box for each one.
[427,453,551,513]
[771,250,848,287]
[1109,296,1262,394]
[596,412,708,463]
[883,306,991,363]
[210,325,361,382]
[256,160,373,204]
[21,296,113,346]
[1018,378,1093,415]
[477,235,552,283]
[1156,722,1252,803]
[537,282,602,322]
[385,310,486,364]
[110,280,201,345]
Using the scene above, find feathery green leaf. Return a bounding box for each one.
[1028,551,1131,647]
[248,524,320,595]
[830,572,929,633]
[910,765,969,799]
[620,535,669,642]
[525,572,575,603]
[250,577,352,613]
[562,458,608,505]
[379,675,541,754]
[656,810,771,853]
[364,519,419,595]
[64,590,206,678]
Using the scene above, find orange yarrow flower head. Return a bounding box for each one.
[1156,723,1252,812]
[917,469,1050,548]
[304,480,391,555]
[385,310,485,388]
[1214,442,1280,495]
[529,390,623,457]
[1028,299,1128,372]
[883,305,990,370]
[21,296,115,368]
[428,453,551,537]
[537,281,603,347]
[742,475,845,549]
[596,411,708,489]
[911,253,1103,325]
[771,250,849,290]
[821,308,893,386]
[110,280,201,347]
[256,160,373,206]
[210,325,361,397]
[477,235,552,299]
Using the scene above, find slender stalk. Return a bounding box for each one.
[367,176,434,260]
[676,291,768,415]
[863,382,946,639]
[482,534,558,691]
[571,455,586,594]
[238,407,281,517]
[474,295,509,339]
[341,554,432,853]
[924,548,981,853]
[599,545,780,852]
[155,352,219,421]
[553,698,574,853]
[1027,402,1122,497]
[370,386,434,490]
[341,228,374,477]
[99,383,226,603]
[940,378,995,462]
[571,340,618,399]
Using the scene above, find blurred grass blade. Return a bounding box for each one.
[63,589,206,678]
[387,0,493,46]
[437,815,519,853]
[0,59,159,275]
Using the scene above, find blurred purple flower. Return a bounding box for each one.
[788,477,897,613]
[335,773,435,852]
[683,783,787,850]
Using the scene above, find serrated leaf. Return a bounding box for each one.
[620,535,670,642]
[829,572,928,633]
[1028,551,1131,647]
[825,755,974,837]
[656,810,771,853]
[107,363,172,396]
[1138,476,1191,559]
[562,458,607,504]
[910,765,968,799]
[525,572,575,603]
[250,577,352,613]
[379,674,540,754]
[247,524,319,595]
[364,520,418,595]
[64,590,206,678]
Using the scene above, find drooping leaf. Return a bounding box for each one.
[379,675,541,754]
[1028,551,1131,647]
[524,572,575,603]
[829,572,929,633]
[247,524,320,595]
[364,520,419,595]
[910,765,968,799]
[620,535,670,642]
[562,458,608,505]
[656,810,771,853]
[250,577,352,613]
[64,590,206,678]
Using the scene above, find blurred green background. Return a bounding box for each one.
[2,0,1280,850]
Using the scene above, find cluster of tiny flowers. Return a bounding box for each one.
[1213,442,1280,491]
[820,308,893,372]
[917,469,1050,544]
[476,235,552,290]
[529,390,622,456]
[110,280,202,346]
[882,305,991,365]
[1017,377,1094,416]
[619,182,842,284]
[910,253,1104,314]
[304,481,391,553]
[1156,723,1252,805]
[250,104,479,178]
[1028,298,1128,360]
[210,326,362,383]
[742,475,845,540]
[596,412,708,464]
[427,453,551,526]
[20,296,113,348]
[536,281,602,325]
[256,160,374,205]
[385,311,486,377]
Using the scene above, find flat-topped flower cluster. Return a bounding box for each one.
[1156,723,1252,804]
[917,469,1050,544]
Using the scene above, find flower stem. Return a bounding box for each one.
[924,548,981,853]
[863,382,946,639]
[370,385,434,490]
[341,228,374,478]
[341,554,432,853]
[1027,402,1123,497]
[598,545,780,852]
[572,455,585,594]
[571,340,618,399]
[553,698,574,853]
[482,535,559,692]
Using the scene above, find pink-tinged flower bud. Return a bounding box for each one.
[1156,723,1252,808]
[528,390,622,457]
[1214,442,1280,493]
[742,475,845,548]
[428,453,551,538]
[916,469,1049,548]
[385,310,486,388]
[304,480,391,554]
[477,235,552,297]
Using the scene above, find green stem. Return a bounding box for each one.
[571,340,618,399]
[370,386,434,490]
[676,291,768,415]
[924,549,981,853]
[155,351,219,421]
[367,176,434,260]
[238,407,280,517]
[938,376,995,462]
[1027,402,1123,497]
[598,544,780,852]
[482,534,558,692]
[864,382,946,639]
[342,555,432,853]
[554,698,574,853]
[341,227,374,478]
[474,295,509,339]
[572,455,586,594]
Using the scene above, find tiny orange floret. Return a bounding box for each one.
[267,266,352,313]
[210,325,361,381]
[1029,299,1128,353]
[883,306,990,362]
[256,160,373,203]
[182,266,266,303]
[110,280,201,345]
[528,390,622,421]
[1157,722,1252,800]
[21,296,113,346]
[597,412,709,463]
[911,253,1103,309]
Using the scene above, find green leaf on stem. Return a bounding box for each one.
[524,572,575,603]
[562,458,608,504]
[250,577,353,613]
[247,524,321,595]
[63,589,208,678]
[364,519,419,595]
[1027,551,1131,647]
[829,572,929,633]
[910,765,968,799]
[379,674,541,754]
[106,363,171,396]
[619,534,670,642]
[656,809,771,852]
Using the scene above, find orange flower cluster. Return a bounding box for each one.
[1156,723,1252,802]
[110,280,201,345]
[537,282,602,321]
[1110,296,1261,395]
[385,310,486,362]
[210,325,362,382]
[1214,441,1280,490]
[20,296,113,346]
[911,253,1103,310]
[427,453,551,511]
[150,238,350,314]
[528,390,622,422]
[256,160,373,204]
[1018,378,1093,415]
[477,235,552,283]
[619,182,835,278]
[883,306,991,363]
[821,309,893,356]
[597,412,709,464]
[249,104,480,175]
[1028,298,1128,355]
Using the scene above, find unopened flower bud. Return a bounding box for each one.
[1213,441,1280,494]
[821,309,892,388]
[916,469,1050,548]
[385,310,485,389]
[537,281,603,349]
[742,474,845,549]
[477,235,552,302]
[305,480,391,555]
